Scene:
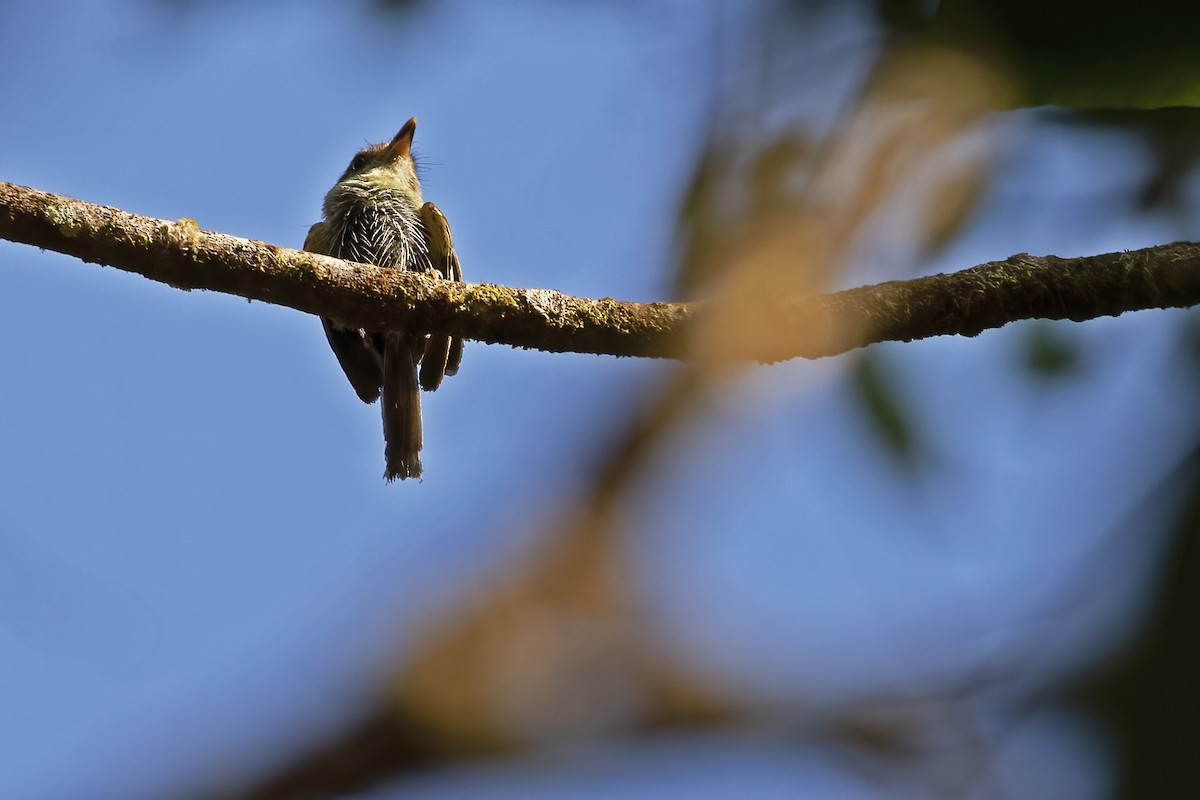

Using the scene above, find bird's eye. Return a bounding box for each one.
[350,154,369,171]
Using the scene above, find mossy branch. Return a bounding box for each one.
[3,180,1200,361]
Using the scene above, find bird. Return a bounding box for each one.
[304,117,463,481]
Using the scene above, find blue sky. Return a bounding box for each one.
[1,1,1197,797]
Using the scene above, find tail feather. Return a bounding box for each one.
[382,333,423,481]
[444,335,464,377]
[419,333,452,391]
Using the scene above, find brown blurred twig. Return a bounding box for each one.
[4,180,1200,363]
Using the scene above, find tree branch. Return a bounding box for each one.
[3,181,1199,361]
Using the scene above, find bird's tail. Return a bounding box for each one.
[381,333,423,481]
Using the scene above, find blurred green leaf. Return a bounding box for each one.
[1178,310,1200,369]
[1021,322,1082,381]
[852,351,921,467]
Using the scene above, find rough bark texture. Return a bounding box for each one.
[4,181,1200,362]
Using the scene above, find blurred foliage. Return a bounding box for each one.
[872,0,1200,226]
[925,0,1200,109]
[668,7,1200,797]
[852,351,922,466]
[1048,107,1200,215]
[372,0,430,15]
[1021,321,1082,381]
[871,0,936,34]
[1088,451,1200,799]
[673,131,814,299]
[1181,311,1200,369]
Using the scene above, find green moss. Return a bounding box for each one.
[588,298,628,332]
[47,202,81,238]
[462,283,521,316]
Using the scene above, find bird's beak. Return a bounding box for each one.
[383,117,417,162]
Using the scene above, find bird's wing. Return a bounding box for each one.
[302,221,329,254]
[417,202,464,388]
[306,221,384,404]
[419,203,462,283]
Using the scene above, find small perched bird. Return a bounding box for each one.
[305,118,463,481]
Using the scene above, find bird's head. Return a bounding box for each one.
[326,117,424,207]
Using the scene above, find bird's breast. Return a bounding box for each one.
[324,188,430,272]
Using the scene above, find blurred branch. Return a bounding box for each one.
[5,180,1200,363]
